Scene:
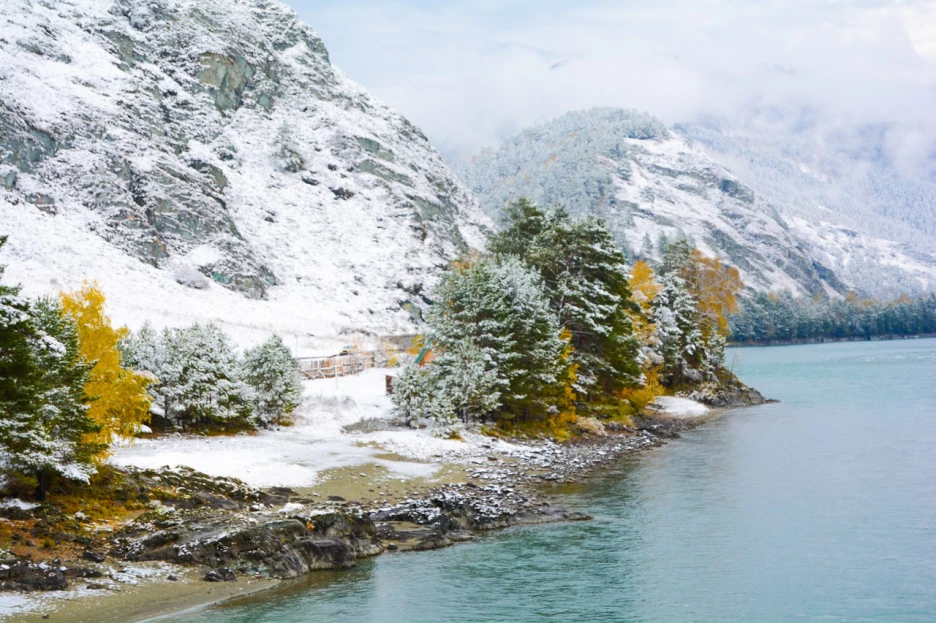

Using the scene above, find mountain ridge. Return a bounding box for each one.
[0,0,491,347]
[456,107,848,298]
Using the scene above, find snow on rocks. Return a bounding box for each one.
[652,396,710,418]
[0,499,39,512]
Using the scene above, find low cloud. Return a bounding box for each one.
[293,0,936,168]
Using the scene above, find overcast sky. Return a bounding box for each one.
[285,1,936,160]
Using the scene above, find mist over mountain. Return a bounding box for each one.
[455,107,936,299]
[677,113,936,298]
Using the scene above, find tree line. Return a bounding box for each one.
[0,236,301,499]
[391,199,744,437]
[730,290,936,343]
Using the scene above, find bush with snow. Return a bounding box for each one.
[122,322,258,431]
[242,335,302,426]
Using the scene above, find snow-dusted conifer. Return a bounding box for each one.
[489,202,641,399]
[242,335,302,426]
[433,338,500,422]
[428,256,565,422]
[0,256,99,497]
[653,272,703,381]
[30,299,101,489]
[174,323,253,430]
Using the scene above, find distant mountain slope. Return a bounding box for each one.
[677,119,936,298]
[0,0,490,344]
[456,108,846,297]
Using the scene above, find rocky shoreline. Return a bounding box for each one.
[1,385,767,620]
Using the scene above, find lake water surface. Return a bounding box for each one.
[167,339,936,622]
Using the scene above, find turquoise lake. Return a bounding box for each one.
[167,338,936,622]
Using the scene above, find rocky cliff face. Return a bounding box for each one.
[0,0,489,338]
[457,108,847,296]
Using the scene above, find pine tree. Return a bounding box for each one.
[174,323,253,430]
[653,272,704,382]
[242,335,302,426]
[30,298,101,493]
[432,338,501,423]
[391,363,435,425]
[487,198,549,258]
[0,242,99,498]
[0,237,44,480]
[488,202,641,401]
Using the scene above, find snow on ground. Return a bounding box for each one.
[0,498,39,511]
[652,396,709,418]
[111,369,501,488]
[0,562,180,621]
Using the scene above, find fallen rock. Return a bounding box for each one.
[0,561,67,592]
[203,568,236,582]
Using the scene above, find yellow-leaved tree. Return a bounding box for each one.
[627,260,662,347]
[60,283,152,459]
[691,250,743,338]
[620,260,664,413]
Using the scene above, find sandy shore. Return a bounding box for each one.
[4,565,279,623]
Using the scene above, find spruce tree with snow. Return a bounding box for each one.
[0,237,43,482]
[653,272,704,383]
[119,322,162,380]
[120,323,178,428]
[427,256,566,423]
[489,201,641,401]
[174,323,253,431]
[29,298,102,494]
[391,363,438,425]
[432,338,501,423]
[0,242,99,497]
[242,335,302,426]
[122,323,253,431]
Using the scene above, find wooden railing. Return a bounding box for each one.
[295,350,399,379]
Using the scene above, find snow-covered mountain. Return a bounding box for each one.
[0,0,490,347]
[677,118,936,298]
[456,108,846,297]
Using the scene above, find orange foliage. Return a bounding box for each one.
[690,250,743,337]
[628,260,661,347]
[617,366,664,413]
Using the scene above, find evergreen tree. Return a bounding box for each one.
[431,338,500,423]
[174,323,253,430]
[488,201,641,401]
[653,272,704,382]
[122,323,254,431]
[487,197,549,258]
[0,244,99,498]
[30,298,101,494]
[242,335,302,426]
[0,237,44,481]
[120,322,162,380]
[427,256,566,423]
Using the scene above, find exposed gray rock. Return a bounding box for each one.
[0,0,490,326]
[112,511,382,579]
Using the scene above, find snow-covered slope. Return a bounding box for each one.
[457,108,846,296]
[0,0,490,346]
[677,119,936,298]
[787,217,936,298]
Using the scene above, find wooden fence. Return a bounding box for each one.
[295,350,398,380]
